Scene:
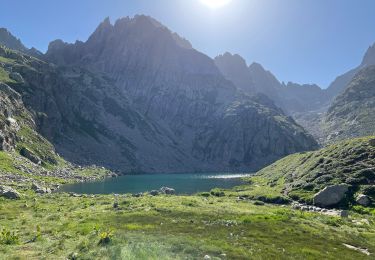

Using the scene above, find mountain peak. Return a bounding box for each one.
[0,27,28,52]
[248,62,265,71]
[361,42,375,66]
[215,52,248,68]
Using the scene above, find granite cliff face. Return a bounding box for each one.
[43,15,318,172]
[324,65,375,142]
[1,45,198,173]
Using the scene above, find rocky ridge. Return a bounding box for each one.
[323,65,375,143]
[43,15,318,172]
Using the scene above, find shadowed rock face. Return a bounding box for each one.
[43,15,318,172]
[323,65,375,142]
[0,83,23,151]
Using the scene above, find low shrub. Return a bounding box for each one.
[98,229,113,245]
[210,188,225,197]
[0,228,20,245]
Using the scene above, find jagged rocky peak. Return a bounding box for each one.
[284,82,322,91]
[46,15,208,75]
[361,43,375,66]
[86,15,192,50]
[215,52,248,68]
[0,28,42,57]
[248,62,275,78]
[43,15,318,172]
[214,52,254,92]
[0,28,28,52]
[47,39,69,51]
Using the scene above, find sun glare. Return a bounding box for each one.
[200,0,232,9]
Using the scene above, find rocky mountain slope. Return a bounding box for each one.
[0,28,42,57]
[251,136,375,207]
[42,15,318,172]
[326,43,375,100]
[214,52,330,116]
[0,45,198,174]
[0,48,112,190]
[323,65,375,142]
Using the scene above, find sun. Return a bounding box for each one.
[200,0,232,9]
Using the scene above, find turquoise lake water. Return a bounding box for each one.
[60,173,252,195]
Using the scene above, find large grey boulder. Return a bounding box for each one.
[149,190,160,196]
[0,185,21,199]
[356,194,371,206]
[160,187,175,195]
[313,184,350,207]
[31,183,51,194]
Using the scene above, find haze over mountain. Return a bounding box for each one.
[214,52,330,116]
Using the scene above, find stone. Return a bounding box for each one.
[313,184,350,207]
[356,194,371,206]
[149,190,160,196]
[160,186,175,195]
[20,147,41,165]
[31,183,51,194]
[0,185,21,199]
[339,210,349,218]
[369,139,375,147]
[204,255,211,259]
[132,193,143,197]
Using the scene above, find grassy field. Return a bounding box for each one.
[1,190,374,259]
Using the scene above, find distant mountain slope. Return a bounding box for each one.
[214,52,329,115]
[326,43,375,99]
[323,65,375,142]
[44,15,318,172]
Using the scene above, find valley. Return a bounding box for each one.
[0,8,375,260]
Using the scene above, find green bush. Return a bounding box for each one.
[210,188,225,197]
[98,229,113,245]
[0,228,20,245]
[198,192,211,197]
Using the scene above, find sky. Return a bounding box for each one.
[1,0,375,88]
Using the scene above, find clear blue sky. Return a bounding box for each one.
[1,0,375,88]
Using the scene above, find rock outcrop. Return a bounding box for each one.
[160,187,175,195]
[0,185,21,199]
[313,184,350,207]
[20,147,41,165]
[31,183,51,194]
[356,194,371,206]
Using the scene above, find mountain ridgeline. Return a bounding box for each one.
[323,65,375,142]
[0,16,318,174]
